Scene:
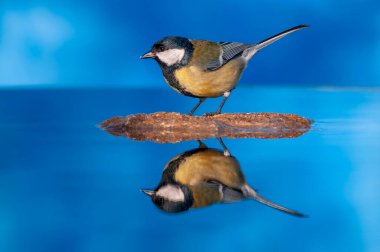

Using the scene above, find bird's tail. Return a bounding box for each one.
[255,24,309,51]
[242,185,306,217]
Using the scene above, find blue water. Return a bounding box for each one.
[1,87,380,252]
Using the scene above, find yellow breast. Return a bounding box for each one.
[174,149,245,189]
[174,41,246,98]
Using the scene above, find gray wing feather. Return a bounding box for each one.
[204,25,309,71]
[221,187,245,202]
[205,42,254,71]
[204,180,244,202]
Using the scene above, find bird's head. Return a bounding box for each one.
[141,183,194,213]
[140,36,193,67]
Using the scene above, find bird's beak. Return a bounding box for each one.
[140,51,155,59]
[141,189,155,196]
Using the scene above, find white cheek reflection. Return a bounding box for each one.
[156,184,185,202]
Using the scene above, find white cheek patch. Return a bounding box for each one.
[156,48,185,66]
[156,185,185,202]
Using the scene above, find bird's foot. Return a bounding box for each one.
[197,140,207,149]
[203,112,220,117]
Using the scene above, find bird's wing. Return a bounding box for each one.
[204,25,309,71]
[204,180,245,202]
[204,42,253,71]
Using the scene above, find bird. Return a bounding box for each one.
[142,141,305,216]
[140,25,309,115]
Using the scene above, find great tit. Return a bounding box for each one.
[141,25,309,115]
[142,142,305,216]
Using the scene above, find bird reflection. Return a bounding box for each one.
[142,140,305,217]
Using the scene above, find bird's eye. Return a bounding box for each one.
[157,45,165,52]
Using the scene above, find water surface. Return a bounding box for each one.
[1,86,379,252]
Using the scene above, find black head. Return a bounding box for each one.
[140,36,194,67]
[142,184,194,213]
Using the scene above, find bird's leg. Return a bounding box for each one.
[204,91,231,116]
[197,140,207,149]
[217,137,231,156]
[188,98,206,116]
[215,91,231,114]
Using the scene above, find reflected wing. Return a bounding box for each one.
[205,42,253,71]
[204,180,244,202]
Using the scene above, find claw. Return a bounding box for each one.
[203,112,220,117]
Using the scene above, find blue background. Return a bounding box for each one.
[1,1,380,252]
[0,0,380,87]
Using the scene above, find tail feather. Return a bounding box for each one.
[242,185,306,217]
[255,24,309,51]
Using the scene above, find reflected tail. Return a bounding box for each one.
[242,185,306,217]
